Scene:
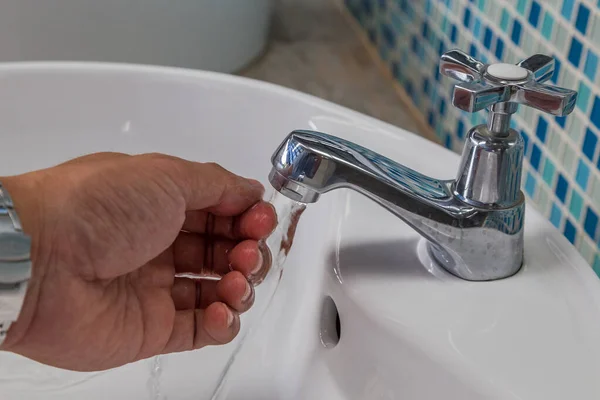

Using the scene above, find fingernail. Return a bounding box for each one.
[266,202,278,237]
[251,244,264,275]
[241,281,254,303]
[248,241,272,286]
[225,306,235,327]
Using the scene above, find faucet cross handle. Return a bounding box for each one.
[440,50,577,118]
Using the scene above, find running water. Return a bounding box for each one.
[145,192,306,400]
[148,355,165,400]
[209,192,306,400]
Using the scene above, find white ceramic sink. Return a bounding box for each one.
[0,63,599,399]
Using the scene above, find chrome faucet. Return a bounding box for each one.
[268,50,577,281]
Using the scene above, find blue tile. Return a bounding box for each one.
[525,171,537,197]
[425,0,432,13]
[582,128,598,161]
[564,219,576,244]
[404,80,414,98]
[551,57,561,83]
[576,160,590,190]
[474,17,482,38]
[529,1,541,27]
[500,8,510,32]
[511,20,523,45]
[411,35,419,53]
[423,78,430,95]
[556,173,568,203]
[483,27,493,49]
[457,119,466,139]
[450,24,458,43]
[422,21,429,38]
[361,0,374,16]
[439,99,447,116]
[463,7,472,28]
[428,110,436,126]
[438,39,446,55]
[584,50,598,81]
[377,0,386,10]
[400,0,408,13]
[445,134,453,149]
[536,116,548,142]
[530,144,542,170]
[561,0,575,21]
[495,38,505,59]
[441,15,448,34]
[469,43,478,58]
[575,3,590,34]
[555,115,567,128]
[584,207,598,239]
[593,255,600,279]
[380,23,396,48]
[517,0,528,15]
[521,130,531,156]
[541,12,554,39]
[568,37,583,67]
[591,96,600,130]
[550,203,562,228]
[577,82,591,112]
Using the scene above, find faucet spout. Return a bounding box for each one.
[269,130,524,281]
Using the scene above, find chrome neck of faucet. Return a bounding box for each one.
[269,130,524,281]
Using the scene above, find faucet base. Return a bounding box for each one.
[427,240,523,282]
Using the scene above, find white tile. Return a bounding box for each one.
[568,114,585,145]
[553,22,568,54]
[577,236,596,265]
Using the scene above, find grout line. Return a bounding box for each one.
[332,0,439,144]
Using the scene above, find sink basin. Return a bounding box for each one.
[0,63,599,399]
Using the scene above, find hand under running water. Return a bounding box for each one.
[0,153,277,371]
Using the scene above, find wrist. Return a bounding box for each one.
[0,174,45,350]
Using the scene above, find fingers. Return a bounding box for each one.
[162,303,240,354]
[173,231,236,276]
[173,233,271,283]
[182,201,277,240]
[228,240,271,285]
[171,271,254,313]
[145,157,265,213]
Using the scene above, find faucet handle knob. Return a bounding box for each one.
[440,50,577,117]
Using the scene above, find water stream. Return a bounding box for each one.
[146,192,306,400]
[209,192,306,399]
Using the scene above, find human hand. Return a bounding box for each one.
[0,153,277,371]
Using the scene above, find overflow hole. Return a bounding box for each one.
[320,296,341,348]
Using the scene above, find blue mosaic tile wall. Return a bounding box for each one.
[345,0,600,275]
